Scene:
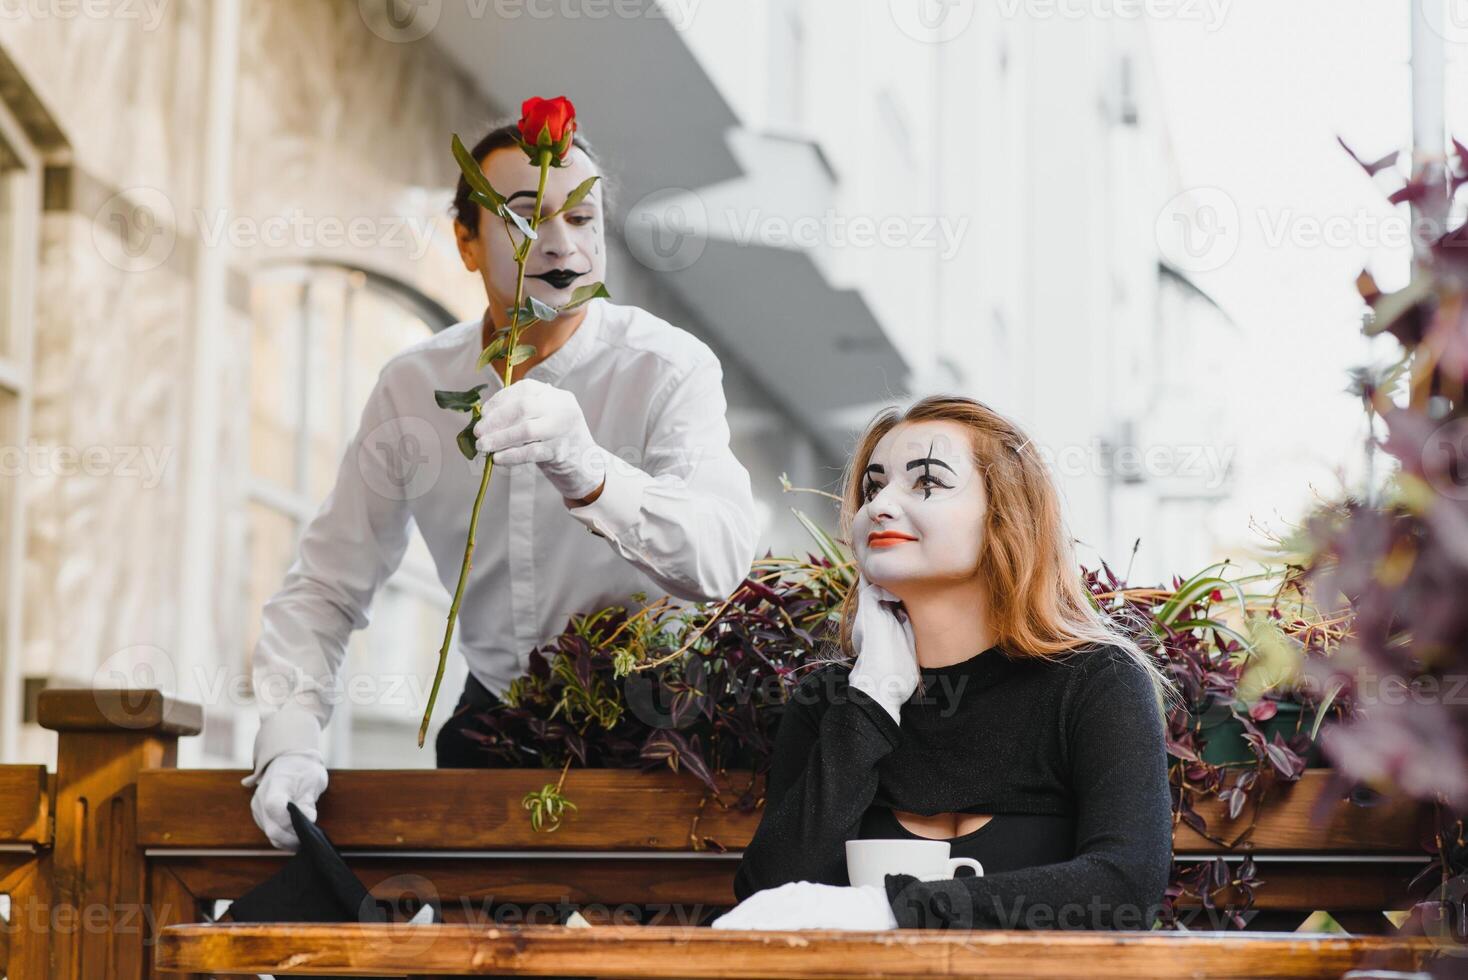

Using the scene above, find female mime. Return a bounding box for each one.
[715,395,1176,931]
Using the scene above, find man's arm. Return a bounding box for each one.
[568,353,760,602]
[243,368,416,784]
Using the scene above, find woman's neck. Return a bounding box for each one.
[896,579,998,670]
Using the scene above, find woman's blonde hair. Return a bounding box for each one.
[833,395,1177,712]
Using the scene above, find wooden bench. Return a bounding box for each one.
[0,764,50,980]
[132,766,1438,938]
[153,922,1448,978]
[0,688,1449,979]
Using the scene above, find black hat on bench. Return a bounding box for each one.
[225,801,436,979]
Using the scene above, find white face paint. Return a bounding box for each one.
[851,419,987,593]
[457,144,607,317]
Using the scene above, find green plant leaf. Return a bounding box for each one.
[528,296,558,322]
[790,506,853,586]
[508,344,536,366]
[434,384,487,412]
[456,416,480,460]
[476,336,512,371]
[452,133,504,208]
[552,176,600,217]
[1170,618,1255,655]
[559,281,610,313]
[1308,680,1343,740]
[1154,563,1245,627]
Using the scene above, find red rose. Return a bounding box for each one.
[517,96,577,163]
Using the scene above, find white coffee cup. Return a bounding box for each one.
[844,838,984,890]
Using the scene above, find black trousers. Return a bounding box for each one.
[431,672,728,931]
[433,672,511,768]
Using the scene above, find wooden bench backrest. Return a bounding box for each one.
[5,688,1445,979]
[0,764,52,980]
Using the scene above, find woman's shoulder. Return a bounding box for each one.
[781,658,854,713]
[1032,642,1163,705]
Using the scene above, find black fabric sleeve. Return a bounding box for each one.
[883,651,1173,930]
[732,667,903,902]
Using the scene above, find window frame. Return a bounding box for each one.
[244,263,450,766]
[0,94,40,763]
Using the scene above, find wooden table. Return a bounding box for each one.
[155,923,1450,978]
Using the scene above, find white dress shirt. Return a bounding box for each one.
[246,298,760,777]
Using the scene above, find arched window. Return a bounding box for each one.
[245,263,462,768]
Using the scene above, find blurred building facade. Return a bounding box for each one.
[0,0,1238,769]
[677,0,1240,582]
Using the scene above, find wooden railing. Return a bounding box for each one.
[0,688,1448,979]
[0,763,50,980]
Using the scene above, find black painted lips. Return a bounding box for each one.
[529,269,584,290]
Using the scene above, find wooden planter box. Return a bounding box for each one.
[133,766,1438,925]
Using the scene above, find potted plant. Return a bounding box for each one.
[1299,134,1468,936]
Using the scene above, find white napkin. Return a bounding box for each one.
[711,881,898,931]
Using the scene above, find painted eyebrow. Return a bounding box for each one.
[506,189,600,207]
[863,463,885,478]
[905,456,956,474]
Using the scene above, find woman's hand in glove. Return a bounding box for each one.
[847,573,919,724]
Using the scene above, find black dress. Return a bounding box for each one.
[856,805,1077,877]
[731,642,1173,930]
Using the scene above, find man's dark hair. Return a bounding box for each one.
[451,121,609,238]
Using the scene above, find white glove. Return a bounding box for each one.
[473,378,606,501]
[246,751,328,852]
[848,573,919,724]
[711,881,898,931]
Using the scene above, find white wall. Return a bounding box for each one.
[680,0,1236,581]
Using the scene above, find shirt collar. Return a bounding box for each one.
[461,297,605,387]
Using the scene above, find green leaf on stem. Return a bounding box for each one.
[456,415,480,461]
[552,176,600,217]
[435,384,487,412]
[791,506,853,586]
[559,281,610,312]
[528,296,558,322]
[508,344,536,367]
[452,134,504,208]
[521,783,578,833]
[476,336,510,371]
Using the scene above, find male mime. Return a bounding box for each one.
[243,120,760,850]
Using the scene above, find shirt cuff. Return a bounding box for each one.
[242,704,324,788]
[566,462,656,544]
[884,873,968,929]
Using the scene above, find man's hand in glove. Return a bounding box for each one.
[246,751,328,852]
[474,378,607,504]
[848,573,919,724]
